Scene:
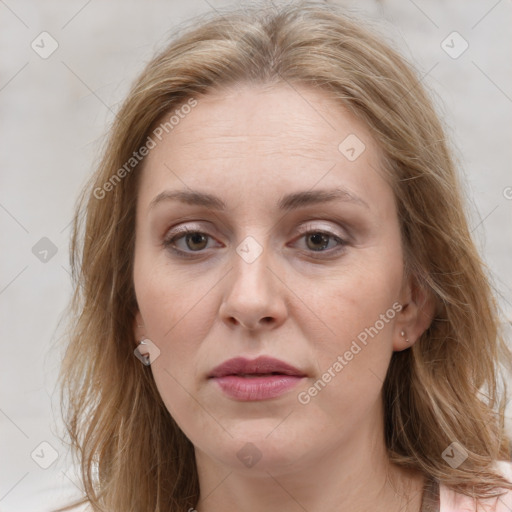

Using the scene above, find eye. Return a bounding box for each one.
[163,227,221,258]
[163,224,348,260]
[292,228,347,256]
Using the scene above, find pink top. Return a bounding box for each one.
[440,461,512,511]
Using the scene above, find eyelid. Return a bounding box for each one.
[297,221,347,238]
[163,221,345,241]
[163,223,222,246]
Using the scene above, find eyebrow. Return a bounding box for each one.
[148,187,369,212]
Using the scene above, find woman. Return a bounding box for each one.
[57,2,512,511]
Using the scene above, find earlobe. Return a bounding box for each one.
[393,278,436,352]
[132,310,146,344]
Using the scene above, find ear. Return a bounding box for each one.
[393,273,436,352]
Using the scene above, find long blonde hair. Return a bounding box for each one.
[57,2,512,510]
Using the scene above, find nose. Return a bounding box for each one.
[219,243,288,331]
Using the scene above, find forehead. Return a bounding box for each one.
[147,83,377,158]
[137,83,391,214]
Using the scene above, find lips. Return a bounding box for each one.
[208,356,307,401]
[208,356,306,379]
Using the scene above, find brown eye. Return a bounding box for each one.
[305,232,331,251]
[296,231,345,253]
[183,232,209,251]
[288,225,348,260]
[163,228,221,259]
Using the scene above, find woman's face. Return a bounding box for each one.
[132,83,415,474]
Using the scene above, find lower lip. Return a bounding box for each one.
[211,375,304,401]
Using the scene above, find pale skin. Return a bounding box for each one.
[132,83,434,511]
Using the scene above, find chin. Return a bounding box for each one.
[195,420,315,474]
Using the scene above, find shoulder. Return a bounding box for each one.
[440,461,512,512]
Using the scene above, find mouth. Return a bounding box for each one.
[208,355,306,378]
[208,356,307,401]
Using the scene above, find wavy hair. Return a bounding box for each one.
[56,1,512,510]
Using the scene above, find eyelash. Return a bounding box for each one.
[162,225,347,260]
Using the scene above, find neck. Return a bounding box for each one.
[193,414,425,512]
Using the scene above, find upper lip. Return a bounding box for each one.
[208,356,307,378]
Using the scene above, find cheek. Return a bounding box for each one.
[295,285,398,432]
[303,252,402,345]
[134,262,218,429]
[133,255,220,392]
[297,248,402,405]
[134,252,216,341]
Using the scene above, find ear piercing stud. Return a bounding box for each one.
[400,330,409,343]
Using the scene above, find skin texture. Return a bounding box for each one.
[132,83,433,511]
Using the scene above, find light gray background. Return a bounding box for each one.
[1,0,511,510]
